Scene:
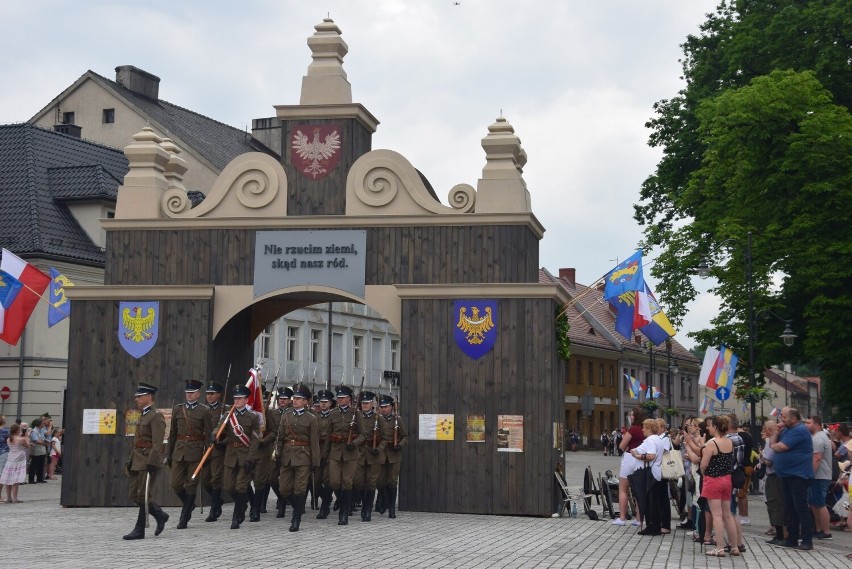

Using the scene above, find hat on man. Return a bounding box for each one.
[335,385,354,398]
[378,394,395,407]
[360,391,376,403]
[293,384,312,400]
[185,379,204,392]
[317,389,334,402]
[277,386,294,399]
[135,382,158,397]
[233,385,251,398]
[205,381,224,393]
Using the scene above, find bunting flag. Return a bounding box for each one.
[246,367,265,430]
[638,284,677,346]
[604,251,644,300]
[625,373,641,399]
[770,407,780,417]
[48,267,74,327]
[699,395,710,414]
[0,249,51,345]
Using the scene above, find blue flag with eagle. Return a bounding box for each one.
[453,299,497,360]
[48,267,74,327]
[603,251,644,300]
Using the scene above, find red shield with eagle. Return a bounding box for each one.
[290,123,342,180]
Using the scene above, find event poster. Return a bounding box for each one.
[497,414,523,452]
[124,409,141,436]
[419,413,454,440]
[160,408,172,443]
[466,414,485,442]
[82,409,117,434]
[553,421,564,450]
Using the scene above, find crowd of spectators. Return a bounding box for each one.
[0,413,63,504]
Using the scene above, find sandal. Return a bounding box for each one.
[738,544,746,553]
[706,548,726,557]
[729,547,741,557]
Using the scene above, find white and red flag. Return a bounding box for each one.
[246,367,265,430]
[0,249,50,345]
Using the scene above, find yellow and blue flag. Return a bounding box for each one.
[0,269,23,309]
[48,267,73,327]
[638,284,676,346]
[604,251,644,300]
[625,373,641,399]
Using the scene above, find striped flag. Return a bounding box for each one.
[699,395,709,414]
[625,373,640,399]
[246,367,265,430]
[770,407,780,417]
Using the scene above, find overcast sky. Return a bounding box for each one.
[0,0,721,350]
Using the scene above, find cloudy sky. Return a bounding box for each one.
[0,0,721,349]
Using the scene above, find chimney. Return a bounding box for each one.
[115,65,160,100]
[559,268,575,286]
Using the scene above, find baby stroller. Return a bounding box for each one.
[828,470,849,524]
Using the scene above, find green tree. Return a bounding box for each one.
[635,0,852,416]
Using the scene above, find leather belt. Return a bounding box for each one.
[232,442,248,448]
[330,434,347,443]
[285,439,310,447]
[134,441,153,448]
[177,435,205,441]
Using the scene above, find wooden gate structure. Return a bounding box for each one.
[62,19,566,516]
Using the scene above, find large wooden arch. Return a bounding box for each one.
[63,22,567,515]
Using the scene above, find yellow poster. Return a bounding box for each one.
[82,409,117,434]
[466,414,485,442]
[124,409,141,437]
[418,413,455,440]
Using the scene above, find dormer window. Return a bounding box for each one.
[62,111,75,124]
[103,109,115,124]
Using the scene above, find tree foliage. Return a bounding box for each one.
[635,0,852,416]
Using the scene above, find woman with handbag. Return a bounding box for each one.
[613,407,646,526]
[699,415,742,557]
[629,418,666,535]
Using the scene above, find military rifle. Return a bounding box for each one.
[393,379,400,448]
[268,364,281,410]
[191,364,232,481]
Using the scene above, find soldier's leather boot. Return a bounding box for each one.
[249,490,261,522]
[149,502,169,536]
[388,486,397,519]
[122,505,146,540]
[239,492,249,524]
[259,486,269,513]
[175,490,190,529]
[276,493,287,518]
[338,490,350,525]
[230,493,243,529]
[289,494,305,532]
[317,486,331,519]
[205,488,222,522]
[361,489,374,522]
[270,485,282,517]
[375,486,387,515]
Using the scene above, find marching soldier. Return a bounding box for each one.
[123,382,169,540]
[168,379,213,529]
[272,386,293,518]
[275,384,320,531]
[314,389,335,519]
[201,381,228,522]
[222,385,260,529]
[377,393,408,519]
[328,385,365,525]
[354,391,385,522]
[249,387,277,523]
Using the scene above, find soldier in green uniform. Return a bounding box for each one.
[222,385,260,529]
[202,381,228,522]
[123,382,169,540]
[354,391,385,522]
[328,385,365,525]
[168,379,213,529]
[271,386,292,518]
[377,393,408,519]
[275,384,320,531]
[314,389,335,519]
[249,387,277,523]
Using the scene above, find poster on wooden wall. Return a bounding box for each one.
[497,414,523,452]
[161,408,172,443]
[419,413,454,440]
[466,414,485,442]
[553,421,564,450]
[124,409,141,436]
[82,409,117,434]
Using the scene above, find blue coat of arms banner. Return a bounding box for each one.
[118,301,159,359]
[453,299,497,360]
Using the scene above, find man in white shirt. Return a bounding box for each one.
[806,416,834,539]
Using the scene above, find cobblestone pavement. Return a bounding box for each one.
[1,452,850,568]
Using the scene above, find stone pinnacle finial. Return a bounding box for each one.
[300,17,353,105]
[475,117,531,213]
[160,137,188,193]
[115,126,171,218]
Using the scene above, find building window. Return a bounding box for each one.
[310,329,322,363]
[286,325,298,361]
[62,111,75,124]
[623,368,629,393]
[102,108,115,124]
[587,362,593,385]
[390,340,399,370]
[576,360,582,384]
[599,363,605,386]
[609,365,615,387]
[259,325,273,360]
[353,335,363,368]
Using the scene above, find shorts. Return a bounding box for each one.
[701,474,732,501]
[736,466,753,499]
[619,453,637,479]
[808,478,830,507]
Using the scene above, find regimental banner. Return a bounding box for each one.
[453,299,497,360]
[290,123,342,180]
[118,301,159,359]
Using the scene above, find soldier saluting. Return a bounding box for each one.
[222,384,260,529]
[275,384,320,531]
[201,381,228,522]
[167,379,213,529]
[123,382,169,540]
[327,385,365,525]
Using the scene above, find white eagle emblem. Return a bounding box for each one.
[291,127,341,179]
[456,306,495,345]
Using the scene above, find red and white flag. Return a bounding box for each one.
[246,367,265,430]
[0,249,50,345]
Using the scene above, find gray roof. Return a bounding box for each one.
[0,123,128,265]
[88,70,277,169]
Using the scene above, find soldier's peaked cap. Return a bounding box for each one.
[293,385,312,400]
[134,382,158,396]
[205,381,224,393]
[185,379,204,392]
[317,389,334,402]
[360,391,376,402]
[277,386,294,398]
[379,394,395,406]
[233,385,251,398]
[335,385,354,398]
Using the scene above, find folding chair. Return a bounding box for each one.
[554,471,586,518]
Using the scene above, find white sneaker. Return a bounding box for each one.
[631,520,641,526]
[612,518,626,526]
[739,516,751,525]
